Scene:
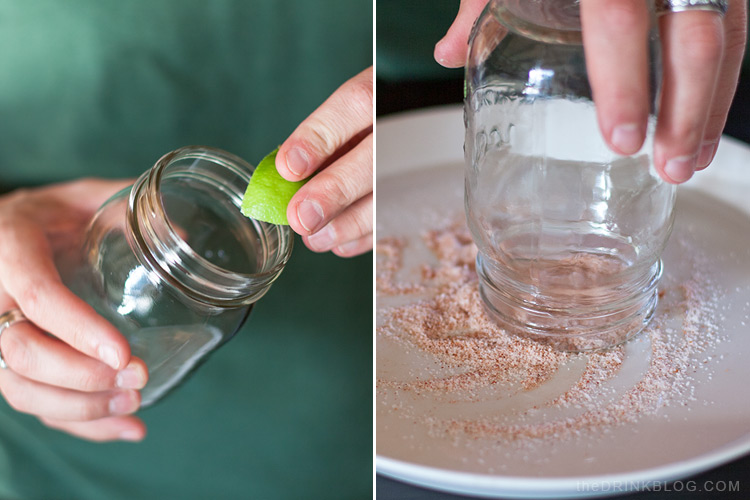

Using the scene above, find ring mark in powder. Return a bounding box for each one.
[377,214,725,456]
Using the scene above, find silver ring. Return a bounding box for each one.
[656,0,729,16]
[0,309,28,369]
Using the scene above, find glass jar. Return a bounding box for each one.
[464,0,675,351]
[58,146,293,406]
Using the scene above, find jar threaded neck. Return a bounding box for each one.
[127,146,293,307]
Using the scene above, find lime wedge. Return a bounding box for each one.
[240,147,308,225]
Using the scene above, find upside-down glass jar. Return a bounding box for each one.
[58,146,293,406]
[464,0,676,351]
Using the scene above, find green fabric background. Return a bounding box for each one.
[0,1,372,499]
[0,0,370,186]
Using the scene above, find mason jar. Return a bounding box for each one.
[58,146,293,406]
[464,0,676,351]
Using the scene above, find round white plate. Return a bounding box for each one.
[375,106,750,498]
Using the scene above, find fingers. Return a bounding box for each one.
[434,0,490,68]
[287,133,372,254]
[0,311,146,432]
[696,0,747,170]
[40,415,146,442]
[654,10,725,183]
[276,67,373,182]
[37,178,133,214]
[301,194,373,255]
[581,2,736,183]
[275,68,373,257]
[580,0,652,156]
[0,369,140,421]
[0,218,131,370]
[0,179,147,442]
[0,321,147,391]
[331,232,374,258]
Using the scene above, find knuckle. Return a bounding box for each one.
[343,195,373,238]
[303,121,340,157]
[2,330,35,375]
[75,367,111,392]
[326,170,362,208]
[66,321,90,355]
[17,280,45,318]
[327,197,372,249]
[669,113,704,142]
[358,133,374,163]
[18,282,90,352]
[346,77,374,123]
[667,124,702,147]
[678,21,724,65]
[301,73,373,160]
[77,400,105,421]
[350,214,371,241]
[599,1,645,33]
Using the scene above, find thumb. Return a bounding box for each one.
[434,0,490,68]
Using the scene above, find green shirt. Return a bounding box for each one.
[0,1,372,499]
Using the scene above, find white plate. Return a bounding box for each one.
[375,106,750,498]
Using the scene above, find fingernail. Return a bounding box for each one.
[120,430,144,441]
[116,365,146,389]
[611,123,643,155]
[98,345,121,370]
[109,390,138,415]
[434,39,458,67]
[297,199,324,233]
[434,39,445,62]
[285,147,310,178]
[307,225,336,252]
[697,141,718,170]
[664,155,696,183]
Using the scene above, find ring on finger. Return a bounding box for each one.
[0,308,28,369]
[656,0,729,16]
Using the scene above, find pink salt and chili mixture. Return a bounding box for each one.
[376,215,724,448]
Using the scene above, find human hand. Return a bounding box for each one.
[275,66,373,257]
[0,179,148,442]
[434,0,747,184]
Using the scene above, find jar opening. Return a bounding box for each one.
[489,0,656,45]
[501,0,582,31]
[128,146,293,307]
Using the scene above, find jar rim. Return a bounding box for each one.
[128,145,294,307]
[490,0,583,44]
[488,0,657,44]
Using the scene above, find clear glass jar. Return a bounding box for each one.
[464,0,676,351]
[58,146,293,406]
